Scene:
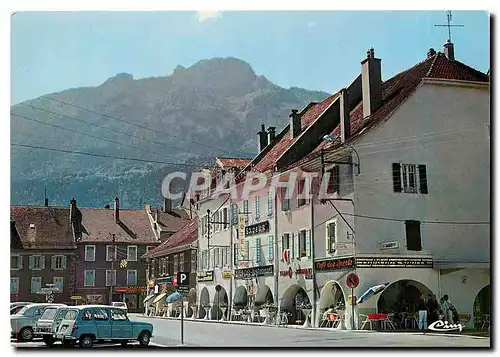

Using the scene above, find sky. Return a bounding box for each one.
[10,10,490,105]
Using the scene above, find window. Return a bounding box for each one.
[52,255,66,270]
[268,236,274,261]
[267,189,274,216]
[106,270,116,286]
[111,309,127,321]
[30,255,44,270]
[297,179,306,207]
[127,246,138,261]
[231,204,239,226]
[173,255,178,274]
[191,250,197,271]
[255,238,262,263]
[326,222,336,253]
[53,277,64,293]
[298,230,307,258]
[281,188,290,211]
[31,277,42,293]
[405,220,422,251]
[85,246,96,261]
[127,270,137,285]
[10,277,19,294]
[11,255,22,270]
[255,196,260,220]
[224,246,229,267]
[243,200,249,224]
[393,163,428,194]
[179,253,184,271]
[93,308,109,321]
[223,207,228,229]
[106,245,117,261]
[167,256,173,275]
[327,166,340,194]
[84,270,95,287]
[214,248,219,267]
[282,233,290,250]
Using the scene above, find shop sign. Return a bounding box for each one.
[197,271,214,282]
[279,267,313,279]
[86,294,104,304]
[356,257,433,268]
[238,214,246,260]
[380,241,399,250]
[114,286,147,293]
[234,265,274,280]
[71,296,83,300]
[315,257,355,271]
[222,271,232,280]
[155,276,173,286]
[244,221,270,237]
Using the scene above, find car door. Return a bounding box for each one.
[91,307,111,339]
[110,308,133,340]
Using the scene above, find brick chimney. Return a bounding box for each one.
[444,40,455,61]
[267,126,276,143]
[44,197,48,207]
[427,48,436,59]
[163,197,172,213]
[361,48,382,118]
[339,88,350,143]
[289,109,301,138]
[257,124,269,152]
[114,197,120,223]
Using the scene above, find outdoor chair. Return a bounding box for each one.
[481,314,490,330]
[359,314,374,330]
[459,313,471,328]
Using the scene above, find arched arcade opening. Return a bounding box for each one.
[211,285,229,320]
[198,287,210,319]
[281,285,311,325]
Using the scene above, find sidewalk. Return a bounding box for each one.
[131,313,489,339]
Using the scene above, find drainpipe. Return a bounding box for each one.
[274,186,279,323]
[310,188,317,327]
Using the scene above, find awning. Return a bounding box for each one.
[152,293,167,304]
[144,294,158,304]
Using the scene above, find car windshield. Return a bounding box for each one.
[63,310,78,320]
[40,308,57,320]
[11,305,25,315]
[15,306,30,315]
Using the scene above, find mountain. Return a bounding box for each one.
[11,57,330,208]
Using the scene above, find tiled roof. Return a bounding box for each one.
[10,206,76,250]
[216,157,252,168]
[145,219,198,258]
[148,208,190,231]
[249,93,339,174]
[78,208,157,244]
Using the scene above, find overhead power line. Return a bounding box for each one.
[40,95,246,157]
[338,212,489,225]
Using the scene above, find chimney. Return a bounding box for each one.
[69,198,77,223]
[289,109,301,138]
[444,40,455,61]
[339,89,350,143]
[44,198,48,207]
[163,197,172,213]
[257,124,269,152]
[114,197,120,223]
[155,208,159,222]
[267,126,276,143]
[361,48,382,118]
[427,48,436,59]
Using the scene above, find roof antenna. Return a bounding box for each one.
[434,10,464,42]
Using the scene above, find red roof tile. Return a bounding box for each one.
[78,208,157,244]
[145,219,198,258]
[11,206,76,250]
[148,208,190,231]
[217,157,252,168]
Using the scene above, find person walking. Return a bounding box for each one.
[427,294,439,324]
[418,294,428,330]
[440,295,454,324]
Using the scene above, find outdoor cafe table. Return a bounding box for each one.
[220,306,228,321]
[190,305,198,320]
[301,308,312,328]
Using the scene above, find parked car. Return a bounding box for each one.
[11,303,66,342]
[33,306,69,346]
[55,305,153,348]
[10,302,31,315]
[111,302,128,312]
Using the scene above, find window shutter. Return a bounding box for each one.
[219,247,223,267]
[418,165,428,194]
[234,244,239,265]
[306,230,311,257]
[245,241,250,261]
[326,224,331,253]
[392,163,402,192]
[279,235,283,261]
[19,256,23,270]
[40,256,45,270]
[255,238,261,262]
[51,256,56,270]
[268,235,274,261]
[29,256,34,270]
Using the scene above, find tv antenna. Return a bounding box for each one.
[434,11,464,42]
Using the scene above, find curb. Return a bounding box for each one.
[134,314,490,339]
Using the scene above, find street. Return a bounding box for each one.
[128,314,490,348]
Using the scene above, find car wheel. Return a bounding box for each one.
[138,331,150,346]
[120,340,128,346]
[42,335,55,347]
[79,335,93,348]
[19,327,34,342]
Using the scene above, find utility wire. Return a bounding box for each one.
[20,103,206,156]
[40,95,245,157]
[11,112,172,160]
[11,143,201,167]
[338,212,489,225]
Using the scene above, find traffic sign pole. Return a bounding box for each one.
[346,273,359,331]
[176,272,189,347]
[351,287,355,330]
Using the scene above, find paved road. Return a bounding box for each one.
[11,337,166,348]
[130,314,490,348]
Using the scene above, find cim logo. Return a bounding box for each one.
[428,320,463,333]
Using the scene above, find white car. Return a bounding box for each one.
[111,302,128,312]
[11,303,66,342]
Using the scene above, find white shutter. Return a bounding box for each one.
[306,230,311,258]
[219,248,223,267]
[51,256,56,270]
[279,236,283,261]
[62,256,67,270]
[29,256,34,270]
[268,235,274,261]
[294,232,299,260]
[256,238,261,262]
[40,256,45,270]
[245,241,250,261]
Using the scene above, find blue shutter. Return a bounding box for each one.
[245,241,250,261]
[305,230,311,258]
[234,244,239,265]
[268,235,274,261]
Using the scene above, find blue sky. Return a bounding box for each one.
[11,11,490,105]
